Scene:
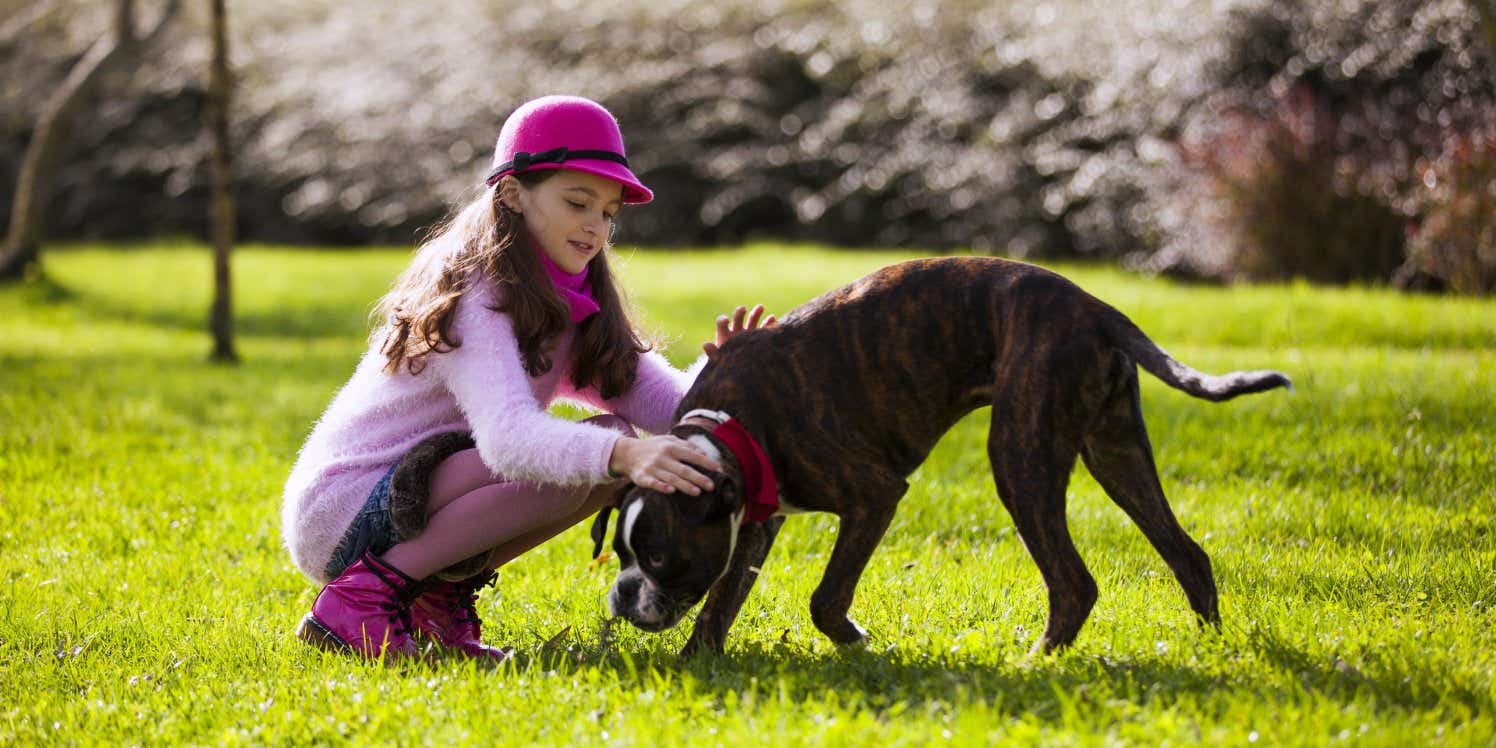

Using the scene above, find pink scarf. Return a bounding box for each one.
[536,248,600,323]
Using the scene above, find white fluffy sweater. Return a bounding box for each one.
[281,278,704,582]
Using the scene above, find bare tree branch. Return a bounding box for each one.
[0,0,60,49]
[0,0,180,281]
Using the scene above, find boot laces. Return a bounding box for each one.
[365,559,421,638]
[379,602,411,637]
[450,571,497,628]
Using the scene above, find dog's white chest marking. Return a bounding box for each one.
[714,507,745,587]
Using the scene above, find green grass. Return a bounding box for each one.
[1,243,1492,745]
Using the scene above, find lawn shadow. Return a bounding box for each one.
[1244,625,1492,716]
[517,638,1229,722]
[25,272,372,339]
[7,273,78,304]
[515,623,1491,723]
[80,294,372,339]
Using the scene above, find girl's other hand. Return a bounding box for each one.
[608,435,723,496]
[702,304,777,357]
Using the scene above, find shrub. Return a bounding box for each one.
[1158,85,1408,284]
[1140,0,1494,286]
[0,0,1267,254]
[1399,126,1496,294]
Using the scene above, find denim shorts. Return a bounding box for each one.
[323,463,400,579]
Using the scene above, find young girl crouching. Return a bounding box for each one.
[281,95,772,661]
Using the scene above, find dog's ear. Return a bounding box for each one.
[590,505,614,559]
[589,482,632,559]
[698,470,741,524]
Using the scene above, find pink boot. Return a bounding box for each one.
[297,551,424,659]
[410,571,514,663]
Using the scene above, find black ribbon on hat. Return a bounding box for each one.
[484,147,630,186]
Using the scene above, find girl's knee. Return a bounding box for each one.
[553,477,623,519]
[555,483,596,517]
[429,448,496,509]
[583,413,638,439]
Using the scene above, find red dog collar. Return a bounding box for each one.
[681,409,779,524]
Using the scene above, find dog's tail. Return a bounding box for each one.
[1097,304,1291,402]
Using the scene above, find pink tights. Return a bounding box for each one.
[378,414,635,581]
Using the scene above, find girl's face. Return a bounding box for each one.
[504,170,624,274]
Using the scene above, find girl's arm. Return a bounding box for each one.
[563,304,775,433]
[562,349,709,434]
[429,281,623,485]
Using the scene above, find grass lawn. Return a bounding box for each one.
[1,243,1492,745]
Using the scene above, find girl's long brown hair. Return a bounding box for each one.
[373,171,648,399]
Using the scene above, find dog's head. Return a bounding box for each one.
[592,454,744,632]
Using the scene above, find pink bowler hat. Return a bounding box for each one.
[484,95,653,204]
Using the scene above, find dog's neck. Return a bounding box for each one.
[672,411,781,524]
[673,416,742,478]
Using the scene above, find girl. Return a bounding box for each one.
[281,95,773,661]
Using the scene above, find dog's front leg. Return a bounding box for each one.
[809,498,900,646]
[680,517,784,658]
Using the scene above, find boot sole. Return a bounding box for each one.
[297,615,421,660]
[409,625,515,664]
[296,614,353,654]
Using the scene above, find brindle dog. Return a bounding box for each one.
[594,257,1290,657]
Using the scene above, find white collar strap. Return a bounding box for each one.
[679,408,731,426]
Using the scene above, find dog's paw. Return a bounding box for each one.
[679,634,725,660]
[847,619,869,644]
[821,618,869,646]
[1027,634,1076,657]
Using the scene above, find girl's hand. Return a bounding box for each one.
[702,304,777,357]
[608,435,723,495]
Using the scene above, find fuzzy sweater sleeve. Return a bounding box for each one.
[428,281,622,485]
[561,348,709,435]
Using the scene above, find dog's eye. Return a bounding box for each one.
[645,553,666,568]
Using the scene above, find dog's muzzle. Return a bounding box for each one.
[607,570,684,632]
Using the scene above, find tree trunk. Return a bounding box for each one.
[117,0,138,44]
[1478,1,1496,94]
[0,0,179,282]
[208,0,237,363]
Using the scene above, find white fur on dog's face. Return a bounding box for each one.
[620,436,720,562]
[606,472,742,632]
[611,496,671,627]
[614,493,738,628]
[620,498,644,558]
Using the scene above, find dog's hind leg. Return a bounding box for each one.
[988,393,1098,655]
[1080,369,1220,627]
[680,516,785,658]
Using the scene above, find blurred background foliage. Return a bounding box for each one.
[1,0,1493,291]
